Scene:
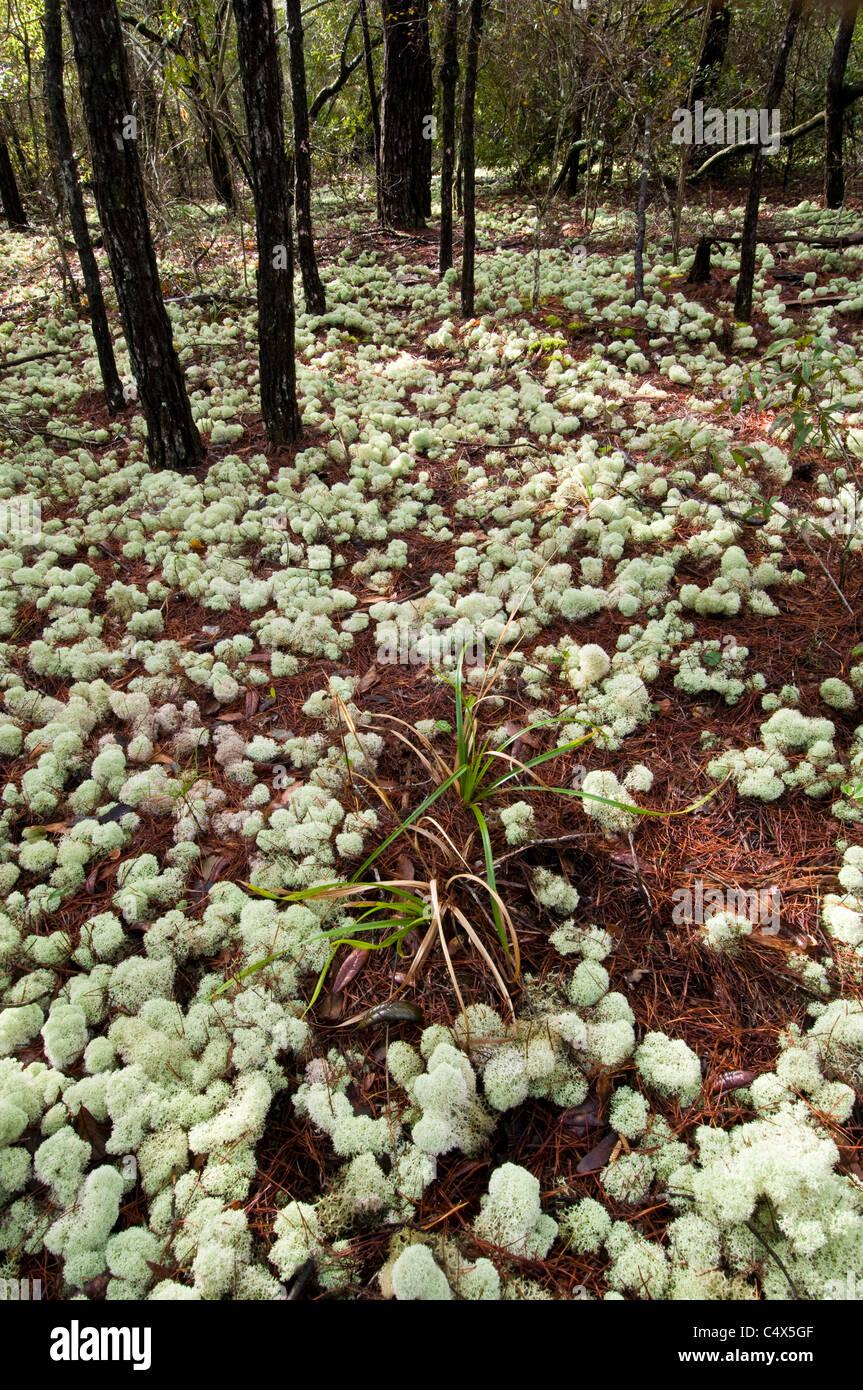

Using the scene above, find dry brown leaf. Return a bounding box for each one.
[357,666,381,693]
[333,948,369,993]
[576,1130,617,1174]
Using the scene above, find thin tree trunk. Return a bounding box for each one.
[825,5,859,209]
[358,0,382,220]
[691,1,732,108]
[286,0,326,313]
[438,0,460,276]
[553,108,584,198]
[202,108,236,207]
[187,10,236,207]
[231,0,301,445]
[0,138,27,229]
[634,113,651,304]
[460,0,484,317]
[43,0,124,414]
[66,0,201,472]
[380,0,433,228]
[735,0,804,322]
[672,0,712,264]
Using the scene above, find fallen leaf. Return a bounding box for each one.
[396,853,415,881]
[714,1069,755,1094]
[317,990,344,1021]
[82,1274,110,1299]
[625,967,649,985]
[75,1105,110,1161]
[357,666,380,693]
[561,1099,602,1136]
[333,948,369,993]
[97,802,135,825]
[576,1130,617,1174]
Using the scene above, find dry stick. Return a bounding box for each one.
[796,524,854,616]
[663,1189,803,1299]
[0,348,74,373]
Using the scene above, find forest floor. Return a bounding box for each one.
[1,186,862,1301]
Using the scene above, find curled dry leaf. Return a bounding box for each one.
[332,948,369,994]
[714,1069,756,1094]
[576,1129,618,1175]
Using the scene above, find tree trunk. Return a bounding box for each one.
[633,113,651,304]
[187,9,237,208]
[0,139,27,230]
[202,109,236,207]
[553,108,584,198]
[691,1,732,108]
[460,0,484,317]
[66,0,201,472]
[286,0,326,314]
[734,0,804,322]
[438,0,460,276]
[380,0,433,229]
[43,0,124,414]
[358,0,382,221]
[231,0,301,445]
[688,235,713,284]
[825,5,859,209]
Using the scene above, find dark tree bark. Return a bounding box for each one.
[633,113,651,304]
[380,0,433,228]
[43,0,124,414]
[0,139,27,229]
[553,108,584,198]
[202,110,236,207]
[692,1,732,107]
[358,0,383,220]
[460,0,484,317]
[438,0,460,276]
[66,0,201,472]
[734,0,804,322]
[231,0,301,445]
[285,0,326,314]
[187,8,237,208]
[825,4,859,209]
[688,235,714,284]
